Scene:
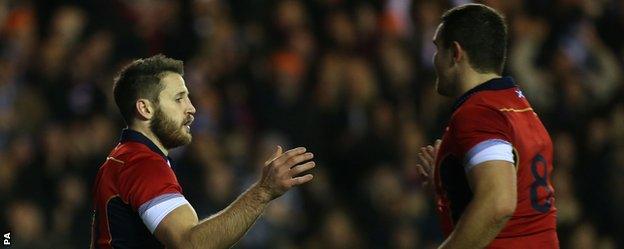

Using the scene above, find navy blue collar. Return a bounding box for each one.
[120,128,169,161]
[451,76,517,112]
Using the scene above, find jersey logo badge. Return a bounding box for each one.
[515,90,525,98]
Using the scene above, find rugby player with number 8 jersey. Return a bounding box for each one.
[415,4,558,249]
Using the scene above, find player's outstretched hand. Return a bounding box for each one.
[256,146,315,201]
[416,139,441,192]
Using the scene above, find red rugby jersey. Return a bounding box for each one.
[91,129,183,249]
[434,77,558,248]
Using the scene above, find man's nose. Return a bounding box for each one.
[187,99,196,114]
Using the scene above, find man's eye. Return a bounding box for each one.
[176,98,183,102]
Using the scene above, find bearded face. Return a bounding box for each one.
[145,72,196,150]
[150,105,193,149]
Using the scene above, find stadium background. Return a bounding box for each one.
[1,0,623,248]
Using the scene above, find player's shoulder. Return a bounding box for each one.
[454,87,529,119]
[449,91,517,132]
[451,96,502,122]
[109,141,168,168]
[110,142,176,188]
[471,87,526,108]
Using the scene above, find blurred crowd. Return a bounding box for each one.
[1,0,623,248]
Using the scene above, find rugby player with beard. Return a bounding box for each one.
[91,55,316,249]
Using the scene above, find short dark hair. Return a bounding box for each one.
[439,4,507,74]
[113,54,184,125]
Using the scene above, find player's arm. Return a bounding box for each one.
[154,146,315,249]
[153,184,271,249]
[438,160,517,249]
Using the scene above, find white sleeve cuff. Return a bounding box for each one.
[464,139,515,173]
[138,193,189,233]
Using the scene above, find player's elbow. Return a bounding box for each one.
[491,198,516,222]
[170,231,195,249]
[174,227,205,249]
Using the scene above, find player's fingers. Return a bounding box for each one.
[415,163,429,178]
[417,152,432,175]
[273,147,306,165]
[420,147,434,164]
[434,139,442,151]
[426,145,435,155]
[417,151,428,166]
[426,147,437,162]
[281,152,314,169]
[417,152,425,165]
[288,174,314,186]
[290,161,316,176]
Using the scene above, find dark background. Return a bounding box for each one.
[1,0,623,248]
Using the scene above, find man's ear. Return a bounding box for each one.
[451,41,464,64]
[136,99,155,120]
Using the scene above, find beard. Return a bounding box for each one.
[150,107,192,149]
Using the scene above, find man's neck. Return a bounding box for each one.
[458,71,501,97]
[128,124,169,156]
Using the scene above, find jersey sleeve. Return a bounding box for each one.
[451,104,515,171]
[118,155,189,233]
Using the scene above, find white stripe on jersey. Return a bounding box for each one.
[139,193,189,233]
[464,139,515,173]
